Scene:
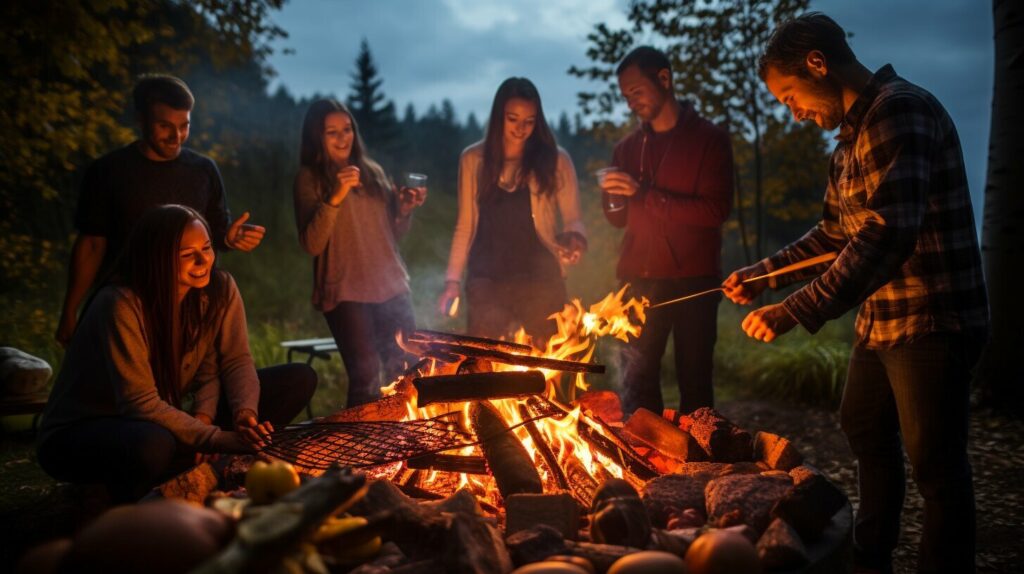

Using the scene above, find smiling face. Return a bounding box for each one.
[763,64,845,131]
[617,64,671,123]
[502,97,537,151]
[322,111,355,166]
[140,102,190,161]
[177,219,214,299]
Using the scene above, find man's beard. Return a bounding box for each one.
[808,74,845,131]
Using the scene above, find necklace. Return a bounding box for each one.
[639,127,679,188]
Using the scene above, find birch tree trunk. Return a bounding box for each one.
[977,0,1024,414]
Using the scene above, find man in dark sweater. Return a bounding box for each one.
[599,46,734,417]
[56,74,266,345]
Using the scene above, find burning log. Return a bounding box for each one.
[406,454,488,475]
[470,401,543,498]
[410,339,605,374]
[621,408,706,464]
[688,407,754,462]
[413,370,546,407]
[407,329,534,355]
[537,398,658,483]
[517,404,570,492]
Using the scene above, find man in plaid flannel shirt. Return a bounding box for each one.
[723,13,988,574]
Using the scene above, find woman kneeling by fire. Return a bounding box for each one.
[36,205,316,502]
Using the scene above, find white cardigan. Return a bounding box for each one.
[445,141,586,283]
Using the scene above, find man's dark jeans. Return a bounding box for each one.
[620,276,720,417]
[840,332,980,574]
[323,294,416,408]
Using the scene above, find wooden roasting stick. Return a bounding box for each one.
[413,370,546,407]
[648,251,840,310]
[470,401,544,498]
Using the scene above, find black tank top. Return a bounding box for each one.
[467,184,561,281]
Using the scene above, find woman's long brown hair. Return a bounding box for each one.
[299,98,391,202]
[113,205,229,407]
[479,77,559,202]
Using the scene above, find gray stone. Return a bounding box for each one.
[506,493,580,539]
[0,347,52,396]
[757,517,810,570]
[705,473,792,534]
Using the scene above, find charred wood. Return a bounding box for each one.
[408,329,534,355]
[414,370,546,406]
[406,453,489,475]
[518,403,570,492]
[470,401,544,498]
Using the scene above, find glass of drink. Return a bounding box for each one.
[595,167,625,212]
[404,172,427,202]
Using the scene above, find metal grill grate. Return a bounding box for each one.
[263,397,563,471]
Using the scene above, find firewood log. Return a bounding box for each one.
[470,401,543,498]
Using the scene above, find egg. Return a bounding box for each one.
[684,529,762,574]
[511,560,591,574]
[608,550,686,574]
[60,499,232,574]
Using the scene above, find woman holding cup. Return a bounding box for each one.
[293,99,425,407]
[437,77,586,344]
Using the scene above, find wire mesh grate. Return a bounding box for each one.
[263,397,563,471]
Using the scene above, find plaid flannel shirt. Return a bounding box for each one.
[763,65,989,349]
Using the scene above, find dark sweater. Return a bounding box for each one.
[604,102,733,279]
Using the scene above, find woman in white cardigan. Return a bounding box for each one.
[437,77,586,344]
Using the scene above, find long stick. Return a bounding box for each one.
[647,251,839,310]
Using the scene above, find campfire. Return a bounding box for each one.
[264,286,655,511]
[161,288,852,573]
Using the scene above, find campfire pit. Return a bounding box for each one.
[169,288,852,573]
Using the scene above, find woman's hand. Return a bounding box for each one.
[234,410,273,449]
[209,430,257,454]
[398,185,427,217]
[436,280,461,317]
[327,165,361,206]
[193,413,221,464]
[555,232,586,266]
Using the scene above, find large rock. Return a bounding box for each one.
[757,517,810,570]
[771,464,848,540]
[753,431,803,471]
[705,473,792,534]
[506,525,568,567]
[0,347,52,396]
[641,467,722,528]
[687,407,753,462]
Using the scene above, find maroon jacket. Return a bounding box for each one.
[605,102,733,280]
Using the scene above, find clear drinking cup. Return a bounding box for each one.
[596,167,625,211]
[404,172,428,202]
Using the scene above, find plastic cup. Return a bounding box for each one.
[403,172,427,202]
[595,167,625,212]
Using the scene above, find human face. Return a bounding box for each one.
[177,219,214,299]
[764,65,845,131]
[323,112,355,166]
[140,102,190,160]
[618,64,671,122]
[503,98,537,151]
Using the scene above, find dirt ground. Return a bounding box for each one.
[1,399,1022,573]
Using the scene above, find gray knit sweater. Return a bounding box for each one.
[293,166,411,310]
[39,273,259,450]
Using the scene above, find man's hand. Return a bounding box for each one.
[555,232,586,266]
[598,170,641,197]
[235,410,273,449]
[722,262,770,305]
[226,211,266,252]
[741,303,798,343]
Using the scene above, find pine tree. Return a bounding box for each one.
[347,38,399,165]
